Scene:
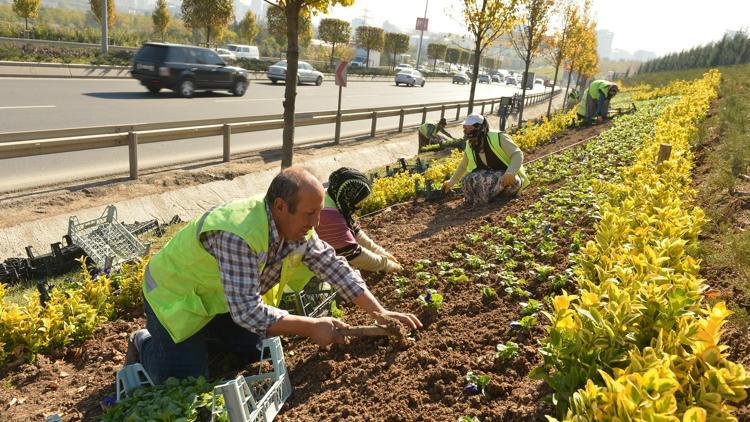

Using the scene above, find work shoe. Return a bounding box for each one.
[125,329,151,365]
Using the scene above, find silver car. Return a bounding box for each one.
[395,69,425,87]
[266,60,324,86]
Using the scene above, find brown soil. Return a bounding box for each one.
[0,122,609,421]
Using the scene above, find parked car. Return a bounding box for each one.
[535,78,544,86]
[266,60,324,85]
[350,58,366,67]
[395,69,425,87]
[214,48,236,62]
[491,74,502,83]
[416,65,427,73]
[505,76,518,86]
[224,44,259,60]
[478,74,491,84]
[544,79,555,88]
[131,42,249,98]
[395,63,413,71]
[452,72,469,84]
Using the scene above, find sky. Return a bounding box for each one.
[315,0,749,58]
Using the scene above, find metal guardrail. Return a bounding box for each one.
[0,89,560,180]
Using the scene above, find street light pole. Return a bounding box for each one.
[415,0,429,68]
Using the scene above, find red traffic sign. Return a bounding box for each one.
[335,60,348,87]
[416,17,429,31]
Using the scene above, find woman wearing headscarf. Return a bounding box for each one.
[317,167,402,273]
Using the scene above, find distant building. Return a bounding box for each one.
[596,29,614,59]
[633,50,656,62]
[382,20,402,34]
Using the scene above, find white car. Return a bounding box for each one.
[224,44,259,60]
[214,48,236,62]
[266,60,324,86]
[395,63,413,71]
[395,69,425,87]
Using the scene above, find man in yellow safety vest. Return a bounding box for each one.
[577,80,619,124]
[126,167,422,384]
[418,117,457,149]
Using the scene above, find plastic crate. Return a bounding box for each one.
[68,205,149,269]
[211,337,292,422]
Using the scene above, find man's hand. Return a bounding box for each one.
[441,180,453,193]
[309,317,350,346]
[374,310,423,331]
[501,173,517,187]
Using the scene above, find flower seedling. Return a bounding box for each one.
[415,271,437,286]
[412,259,432,272]
[494,341,520,361]
[449,251,463,261]
[464,371,491,396]
[532,264,555,282]
[504,286,531,298]
[418,289,443,311]
[393,276,407,299]
[519,299,541,316]
[481,286,496,300]
[510,314,537,331]
[465,233,482,245]
[440,267,469,284]
[330,300,343,319]
[464,254,485,269]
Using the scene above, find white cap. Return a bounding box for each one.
[463,113,485,126]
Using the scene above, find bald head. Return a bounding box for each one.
[267,166,323,213]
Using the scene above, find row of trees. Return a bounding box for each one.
[638,31,750,74]
[460,0,597,121]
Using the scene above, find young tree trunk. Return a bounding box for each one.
[281,3,301,168]
[433,57,437,72]
[392,51,396,70]
[562,58,576,109]
[25,17,29,32]
[517,43,533,127]
[467,36,483,113]
[546,60,561,118]
[366,48,370,68]
[330,42,335,71]
[206,26,211,47]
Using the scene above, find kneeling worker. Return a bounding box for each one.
[418,117,457,149]
[442,113,529,207]
[126,167,422,384]
[317,167,402,273]
[577,80,619,124]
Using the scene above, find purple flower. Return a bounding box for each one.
[424,291,432,303]
[102,396,116,407]
[544,225,552,233]
[464,383,479,395]
[510,321,522,330]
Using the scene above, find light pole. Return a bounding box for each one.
[415,0,429,68]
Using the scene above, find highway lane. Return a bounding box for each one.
[0,77,548,192]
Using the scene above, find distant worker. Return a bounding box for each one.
[577,80,619,124]
[316,167,402,273]
[418,118,457,149]
[441,113,529,208]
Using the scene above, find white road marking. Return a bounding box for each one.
[0,105,56,110]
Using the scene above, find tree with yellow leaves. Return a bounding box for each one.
[461,0,518,113]
[511,0,557,126]
[543,0,578,118]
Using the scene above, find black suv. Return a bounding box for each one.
[131,42,249,98]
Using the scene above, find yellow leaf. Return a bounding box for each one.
[681,407,706,422]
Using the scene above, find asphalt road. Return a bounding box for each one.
[0,77,548,192]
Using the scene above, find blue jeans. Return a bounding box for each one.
[140,299,262,384]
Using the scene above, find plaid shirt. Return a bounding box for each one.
[200,201,366,337]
